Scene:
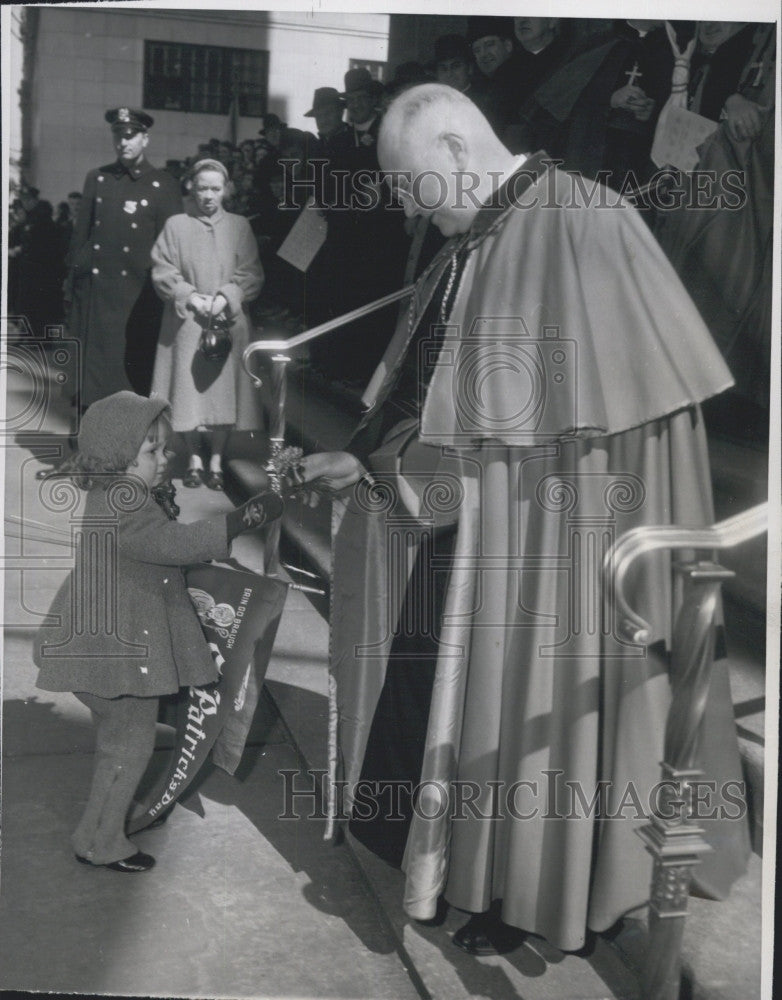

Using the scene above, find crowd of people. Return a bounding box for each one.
[19,13,774,963]
[10,17,774,414]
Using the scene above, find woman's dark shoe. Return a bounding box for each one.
[205,470,224,491]
[183,467,203,488]
[75,850,156,872]
[452,912,526,956]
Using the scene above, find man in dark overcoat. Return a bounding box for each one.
[308,71,408,384]
[66,108,182,406]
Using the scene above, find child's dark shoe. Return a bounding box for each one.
[75,850,155,872]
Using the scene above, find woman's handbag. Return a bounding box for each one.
[199,311,233,362]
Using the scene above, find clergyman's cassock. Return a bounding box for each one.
[327,155,750,952]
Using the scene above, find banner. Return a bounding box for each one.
[127,563,288,833]
[276,197,327,272]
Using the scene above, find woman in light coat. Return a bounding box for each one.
[151,159,263,490]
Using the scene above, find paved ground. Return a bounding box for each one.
[0,360,769,999]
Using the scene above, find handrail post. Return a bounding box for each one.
[638,559,734,1000]
[263,352,290,575]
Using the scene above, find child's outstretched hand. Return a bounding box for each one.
[226,491,284,540]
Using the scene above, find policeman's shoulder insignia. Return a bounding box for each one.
[123,200,138,214]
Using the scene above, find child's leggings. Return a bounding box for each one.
[72,692,159,864]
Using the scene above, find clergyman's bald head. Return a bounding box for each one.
[378,83,516,236]
[378,84,497,169]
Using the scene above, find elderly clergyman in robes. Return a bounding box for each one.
[294,84,750,956]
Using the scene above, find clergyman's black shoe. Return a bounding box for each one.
[75,850,155,872]
[452,912,526,956]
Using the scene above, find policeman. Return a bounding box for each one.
[66,108,182,406]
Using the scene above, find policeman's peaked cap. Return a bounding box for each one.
[105,108,155,133]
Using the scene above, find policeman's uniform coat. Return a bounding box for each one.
[67,158,182,404]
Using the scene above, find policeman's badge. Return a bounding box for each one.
[360,132,375,146]
[123,200,138,214]
[118,108,130,122]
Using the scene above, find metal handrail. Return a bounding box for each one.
[241,284,415,387]
[605,499,769,1000]
[607,502,769,644]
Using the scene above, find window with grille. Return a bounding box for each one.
[144,40,269,116]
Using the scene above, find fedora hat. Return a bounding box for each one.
[341,67,383,99]
[303,87,345,117]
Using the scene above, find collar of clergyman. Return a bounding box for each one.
[462,150,553,250]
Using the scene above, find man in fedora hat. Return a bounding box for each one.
[307,67,407,384]
[432,33,494,132]
[465,16,522,134]
[299,86,353,358]
[433,34,476,96]
[341,67,384,152]
[258,112,288,152]
[66,108,181,407]
[303,87,351,151]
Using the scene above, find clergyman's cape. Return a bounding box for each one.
[329,160,748,951]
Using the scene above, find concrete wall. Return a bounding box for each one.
[6,8,26,190]
[28,6,388,202]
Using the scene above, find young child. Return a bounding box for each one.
[34,391,282,872]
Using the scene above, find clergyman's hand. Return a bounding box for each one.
[723,94,765,143]
[610,84,648,111]
[631,97,655,122]
[290,451,365,496]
